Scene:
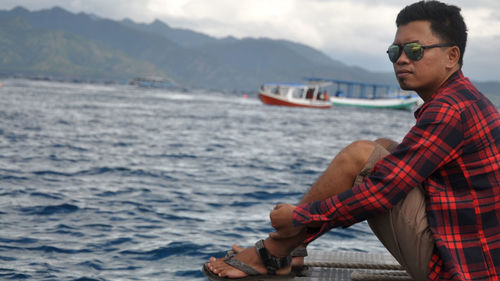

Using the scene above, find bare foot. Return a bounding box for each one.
[207,243,291,278]
[231,244,305,268]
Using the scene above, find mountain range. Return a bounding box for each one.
[0,6,498,94]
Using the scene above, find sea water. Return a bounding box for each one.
[0,79,420,280]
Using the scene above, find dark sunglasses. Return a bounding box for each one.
[387,42,456,63]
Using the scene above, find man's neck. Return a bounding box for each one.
[417,67,461,102]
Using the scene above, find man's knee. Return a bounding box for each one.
[375,138,399,152]
[343,140,378,169]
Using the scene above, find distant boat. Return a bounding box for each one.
[258,82,332,109]
[307,78,422,110]
[129,77,173,88]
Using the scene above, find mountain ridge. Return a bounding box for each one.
[0,6,498,95]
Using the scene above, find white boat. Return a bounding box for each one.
[330,94,421,110]
[258,82,332,109]
[307,78,422,110]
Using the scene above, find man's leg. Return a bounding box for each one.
[368,187,434,281]
[299,138,395,204]
[207,140,381,278]
[353,139,434,281]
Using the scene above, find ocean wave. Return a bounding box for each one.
[77,260,104,271]
[175,269,205,278]
[19,203,79,215]
[120,241,206,261]
[0,255,16,261]
[71,277,105,281]
[49,143,89,152]
[242,190,302,200]
[31,167,178,181]
[28,245,91,254]
[0,237,38,244]
[0,174,30,181]
[29,192,63,200]
[0,272,31,279]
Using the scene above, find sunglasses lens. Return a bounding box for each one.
[387,45,401,63]
[404,43,424,61]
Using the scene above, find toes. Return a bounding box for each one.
[206,260,221,275]
[206,257,243,278]
[208,257,224,269]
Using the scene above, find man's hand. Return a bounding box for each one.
[269,203,304,239]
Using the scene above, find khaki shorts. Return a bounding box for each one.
[353,143,435,281]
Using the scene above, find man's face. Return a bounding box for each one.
[392,20,452,100]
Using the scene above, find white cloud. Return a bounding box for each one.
[464,8,500,39]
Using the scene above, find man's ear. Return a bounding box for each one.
[447,46,460,68]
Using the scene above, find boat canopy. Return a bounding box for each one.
[305,77,415,99]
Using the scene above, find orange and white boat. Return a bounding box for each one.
[258,82,331,109]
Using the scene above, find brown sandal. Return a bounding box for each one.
[203,240,295,281]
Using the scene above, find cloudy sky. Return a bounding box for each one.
[1,0,499,81]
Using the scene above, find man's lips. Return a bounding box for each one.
[396,69,412,79]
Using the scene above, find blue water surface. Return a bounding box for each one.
[0,79,417,280]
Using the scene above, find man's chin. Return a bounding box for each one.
[397,79,415,91]
[400,85,414,91]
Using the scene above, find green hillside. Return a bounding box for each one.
[0,16,162,81]
[0,6,498,94]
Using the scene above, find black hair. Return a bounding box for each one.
[396,0,467,66]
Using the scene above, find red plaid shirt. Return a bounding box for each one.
[293,71,500,280]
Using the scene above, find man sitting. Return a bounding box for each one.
[204,1,500,280]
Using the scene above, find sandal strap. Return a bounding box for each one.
[224,254,261,276]
[255,240,292,275]
[226,246,307,258]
